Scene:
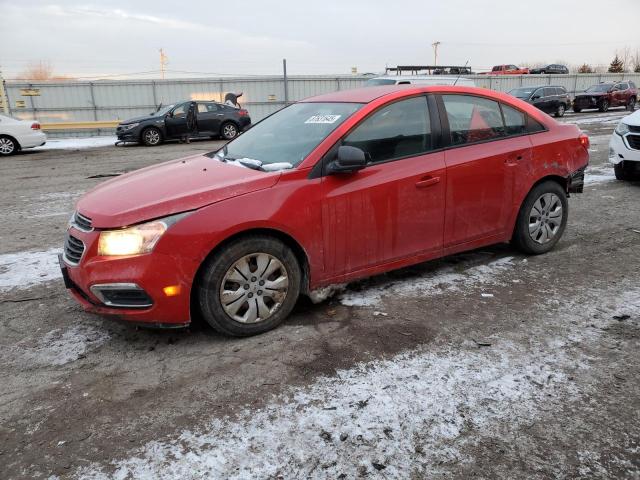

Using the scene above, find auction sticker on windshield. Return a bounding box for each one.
[305,115,342,124]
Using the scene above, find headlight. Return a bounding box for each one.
[122,122,139,130]
[97,213,189,257]
[615,122,630,136]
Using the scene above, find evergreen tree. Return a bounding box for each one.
[608,55,624,73]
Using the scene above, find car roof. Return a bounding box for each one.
[302,85,499,104]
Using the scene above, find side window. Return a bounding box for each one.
[630,81,637,89]
[442,95,505,146]
[533,88,545,98]
[527,116,545,133]
[502,104,526,136]
[197,103,208,114]
[343,96,431,163]
[206,103,219,112]
[544,87,555,97]
[557,87,567,95]
[172,103,187,117]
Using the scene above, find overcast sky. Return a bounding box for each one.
[1,0,639,79]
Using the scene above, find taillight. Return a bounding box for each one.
[238,109,249,117]
[31,122,41,130]
[579,133,590,150]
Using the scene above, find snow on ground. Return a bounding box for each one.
[34,136,117,150]
[0,248,62,292]
[73,286,639,480]
[338,256,515,307]
[13,190,81,219]
[562,111,628,126]
[14,324,111,367]
[584,165,616,185]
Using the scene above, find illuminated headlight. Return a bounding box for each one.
[122,122,139,130]
[97,213,188,257]
[615,122,630,136]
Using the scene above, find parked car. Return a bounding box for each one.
[116,101,251,146]
[529,64,569,75]
[365,76,475,87]
[61,85,589,336]
[508,85,570,117]
[480,65,530,75]
[573,81,637,113]
[0,114,46,156]
[609,109,640,180]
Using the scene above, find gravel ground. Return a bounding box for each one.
[0,109,638,479]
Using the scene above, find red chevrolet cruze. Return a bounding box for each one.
[60,86,589,336]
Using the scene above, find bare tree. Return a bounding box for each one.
[14,61,74,81]
[577,63,594,74]
[633,49,640,73]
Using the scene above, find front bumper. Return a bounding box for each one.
[116,125,143,142]
[609,131,640,165]
[61,227,194,326]
[574,96,603,109]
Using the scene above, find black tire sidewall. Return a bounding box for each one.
[197,237,301,336]
[221,122,238,140]
[513,181,568,255]
[600,100,609,112]
[141,127,162,146]
[555,104,566,117]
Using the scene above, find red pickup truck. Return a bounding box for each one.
[481,65,530,75]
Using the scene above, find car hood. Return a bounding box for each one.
[119,114,162,125]
[76,154,281,228]
[576,91,607,97]
[622,109,640,127]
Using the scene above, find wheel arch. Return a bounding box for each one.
[0,133,21,151]
[189,227,311,320]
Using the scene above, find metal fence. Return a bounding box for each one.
[4,73,640,130]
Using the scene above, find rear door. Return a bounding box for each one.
[544,87,557,112]
[196,102,222,135]
[321,96,446,275]
[439,94,531,247]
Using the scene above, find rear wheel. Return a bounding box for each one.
[554,103,566,117]
[573,105,582,113]
[221,122,239,140]
[0,136,18,156]
[197,236,301,336]
[628,97,637,111]
[141,127,162,146]
[599,99,609,112]
[513,181,568,255]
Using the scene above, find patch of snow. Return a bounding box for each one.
[34,136,117,150]
[0,248,62,292]
[308,283,346,304]
[262,162,293,172]
[584,165,616,185]
[562,111,627,126]
[338,256,515,307]
[16,325,111,367]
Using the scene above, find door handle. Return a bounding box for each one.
[415,176,440,188]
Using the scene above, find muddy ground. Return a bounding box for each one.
[0,110,639,479]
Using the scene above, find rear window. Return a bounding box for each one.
[442,95,505,146]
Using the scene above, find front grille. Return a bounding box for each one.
[73,212,92,232]
[627,134,640,150]
[64,233,85,265]
[628,125,640,133]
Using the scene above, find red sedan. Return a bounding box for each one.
[60,86,589,336]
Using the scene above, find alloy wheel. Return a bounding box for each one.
[144,129,160,145]
[528,193,563,244]
[223,124,238,139]
[219,253,289,324]
[0,138,15,155]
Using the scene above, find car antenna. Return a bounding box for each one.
[155,102,163,113]
[453,61,469,86]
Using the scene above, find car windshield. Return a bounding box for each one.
[214,102,362,169]
[365,79,397,86]
[509,87,536,99]
[586,84,612,93]
[153,104,176,115]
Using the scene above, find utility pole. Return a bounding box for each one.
[159,48,168,80]
[0,66,9,114]
[283,58,289,105]
[432,41,441,67]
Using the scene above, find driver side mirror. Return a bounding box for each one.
[531,95,541,100]
[327,146,368,174]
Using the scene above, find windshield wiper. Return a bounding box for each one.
[220,156,266,171]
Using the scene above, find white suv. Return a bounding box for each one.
[609,110,640,180]
[0,114,47,156]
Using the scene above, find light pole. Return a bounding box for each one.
[432,41,441,67]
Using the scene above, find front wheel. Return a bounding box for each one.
[512,181,568,255]
[0,136,18,156]
[221,122,239,140]
[554,103,566,117]
[599,99,609,112]
[141,127,162,146]
[197,236,301,336]
[614,163,634,181]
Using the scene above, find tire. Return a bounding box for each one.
[197,236,301,337]
[0,135,18,156]
[512,181,568,255]
[141,127,162,146]
[573,105,582,113]
[599,99,609,112]
[554,103,566,118]
[614,163,633,181]
[628,97,637,112]
[220,122,239,140]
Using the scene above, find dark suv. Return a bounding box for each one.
[508,85,570,117]
[116,101,252,146]
[529,64,569,75]
[573,81,637,113]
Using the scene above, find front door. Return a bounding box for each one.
[321,96,446,275]
[439,94,529,246]
[164,102,189,138]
